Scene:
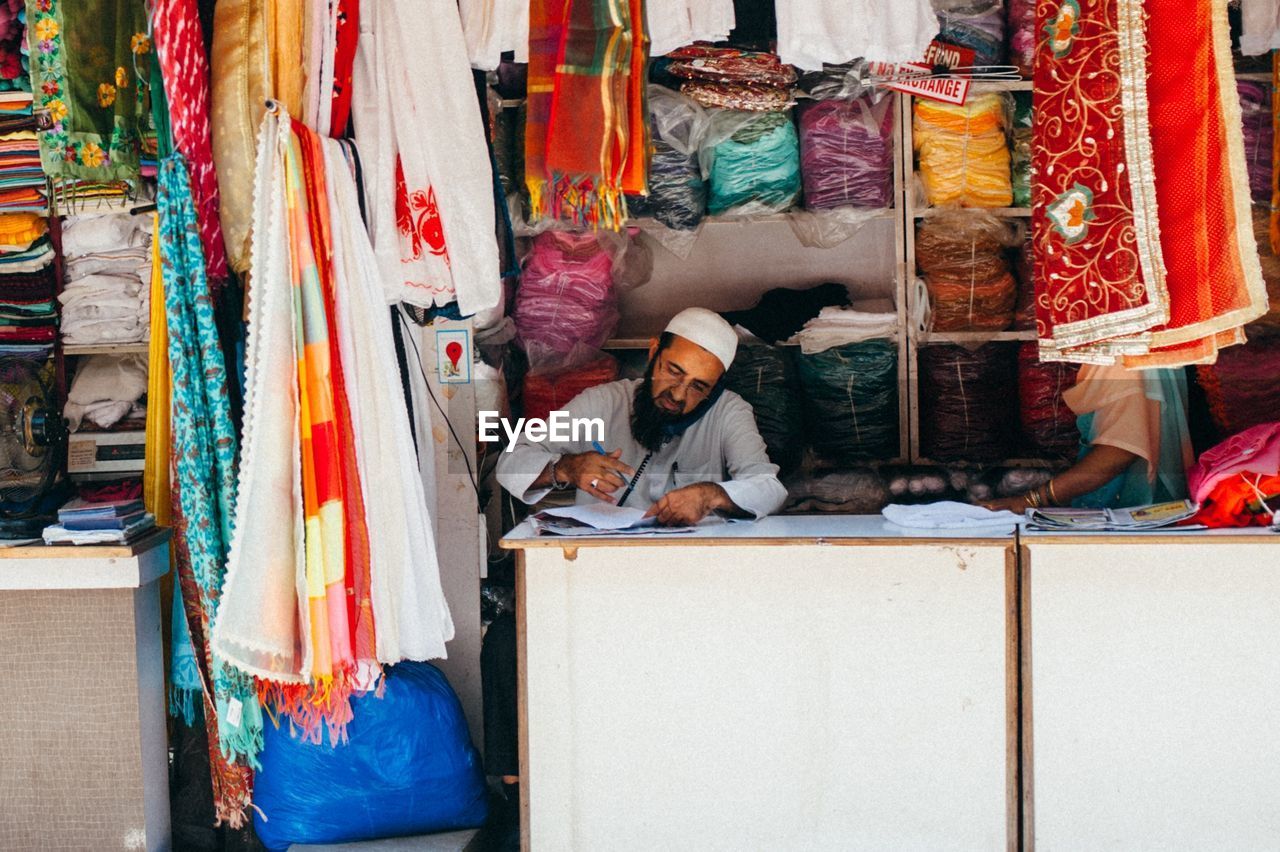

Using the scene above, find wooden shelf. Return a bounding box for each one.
[602,338,653,350]
[920,331,1036,344]
[629,209,896,228]
[916,207,1031,218]
[968,79,1033,92]
[1236,72,1272,82]
[62,343,149,356]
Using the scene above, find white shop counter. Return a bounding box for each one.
[502,515,1019,851]
[1020,527,1280,851]
[0,530,172,852]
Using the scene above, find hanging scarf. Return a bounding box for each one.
[213,106,310,688]
[25,0,149,199]
[525,0,649,229]
[153,0,231,287]
[159,154,261,825]
[1032,0,1168,362]
[1118,0,1267,368]
[210,0,271,275]
[1272,51,1280,256]
[293,120,375,673]
[322,136,453,663]
[330,0,359,135]
[349,0,500,315]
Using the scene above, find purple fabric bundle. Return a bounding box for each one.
[1239,80,1273,206]
[1007,0,1035,78]
[513,231,620,373]
[798,96,894,210]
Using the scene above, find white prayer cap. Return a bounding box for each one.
[664,307,737,371]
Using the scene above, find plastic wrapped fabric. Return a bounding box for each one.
[521,353,619,422]
[723,342,805,474]
[933,0,1007,67]
[252,662,489,852]
[1017,342,1080,459]
[703,110,802,216]
[1007,0,1035,77]
[1239,80,1273,207]
[783,468,889,513]
[1197,336,1280,439]
[798,94,894,210]
[796,339,900,463]
[1010,92,1032,209]
[995,466,1053,498]
[915,212,1020,331]
[513,229,651,372]
[720,282,851,344]
[918,343,1017,462]
[913,93,1013,209]
[884,465,954,503]
[1013,232,1036,330]
[626,87,708,230]
[796,62,873,101]
[491,102,520,199]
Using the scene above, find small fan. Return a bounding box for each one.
[0,356,66,538]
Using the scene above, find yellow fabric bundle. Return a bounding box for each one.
[913,93,1013,209]
[0,213,47,248]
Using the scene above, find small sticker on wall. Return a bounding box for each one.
[437,328,471,384]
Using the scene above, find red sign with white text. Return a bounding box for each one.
[868,61,971,105]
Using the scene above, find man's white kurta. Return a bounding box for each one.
[496,379,787,519]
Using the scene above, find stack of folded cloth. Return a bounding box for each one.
[63,353,147,432]
[0,91,42,212]
[664,46,798,112]
[785,299,899,353]
[58,213,152,346]
[0,213,55,354]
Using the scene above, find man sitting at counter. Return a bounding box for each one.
[496,307,787,525]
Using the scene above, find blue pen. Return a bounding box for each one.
[591,440,606,455]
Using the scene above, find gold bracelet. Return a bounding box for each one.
[1047,479,1060,507]
[1026,487,1042,509]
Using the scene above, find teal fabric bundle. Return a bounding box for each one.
[1011,92,1032,208]
[796,339,899,463]
[704,110,800,216]
[723,342,804,474]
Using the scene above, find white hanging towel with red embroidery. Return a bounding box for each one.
[351,0,501,315]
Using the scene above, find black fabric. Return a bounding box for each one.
[481,612,519,777]
[720,282,850,344]
[169,718,266,852]
[390,308,418,452]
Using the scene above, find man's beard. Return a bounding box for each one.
[631,363,684,453]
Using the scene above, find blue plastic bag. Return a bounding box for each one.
[253,662,489,851]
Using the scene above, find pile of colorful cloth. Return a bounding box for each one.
[58,212,152,346]
[0,91,42,212]
[0,213,55,354]
[1188,422,1280,528]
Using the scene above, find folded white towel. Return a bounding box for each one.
[882,501,1023,530]
[60,213,151,258]
[63,354,148,431]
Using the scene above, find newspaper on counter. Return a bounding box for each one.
[1025,500,1199,531]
